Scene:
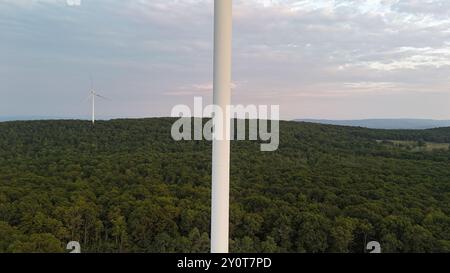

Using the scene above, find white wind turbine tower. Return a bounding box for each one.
[88,77,109,125]
[211,0,232,253]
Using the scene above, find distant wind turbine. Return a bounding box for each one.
[88,76,109,125]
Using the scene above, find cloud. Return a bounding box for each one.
[2,0,450,119]
[342,45,450,71]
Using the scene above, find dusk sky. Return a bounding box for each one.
[2,0,450,120]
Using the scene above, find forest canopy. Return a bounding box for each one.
[0,118,449,253]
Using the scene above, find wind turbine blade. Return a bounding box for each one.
[95,94,110,100]
[79,93,91,103]
[90,75,94,91]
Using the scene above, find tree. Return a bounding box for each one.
[108,208,128,252]
[9,233,63,253]
[260,236,278,253]
[328,217,356,253]
[294,212,329,253]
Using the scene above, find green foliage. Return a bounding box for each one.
[0,118,449,252]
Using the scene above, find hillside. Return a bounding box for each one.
[296,119,450,129]
[0,118,449,253]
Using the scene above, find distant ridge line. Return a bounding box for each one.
[3,117,450,130]
[296,118,450,130]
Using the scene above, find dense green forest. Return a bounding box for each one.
[0,118,449,253]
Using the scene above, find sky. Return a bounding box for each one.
[1,0,450,120]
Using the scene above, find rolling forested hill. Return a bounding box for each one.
[0,118,449,253]
[296,118,450,129]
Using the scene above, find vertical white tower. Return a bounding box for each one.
[211,0,232,253]
[92,91,95,125]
